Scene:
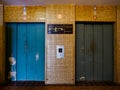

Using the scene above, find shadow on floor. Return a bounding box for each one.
[0,81,120,90]
[0,81,119,86]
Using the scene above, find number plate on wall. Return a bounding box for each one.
[47,24,73,34]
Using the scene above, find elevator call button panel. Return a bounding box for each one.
[56,45,64,59]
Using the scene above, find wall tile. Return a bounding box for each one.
[76,5,116,22]
[0,4,4,82]
[46,4,75,84]
[1,4,120,84]
[4,6,45,22]
[116,5,120,83]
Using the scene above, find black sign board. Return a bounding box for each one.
[47,24,73,34]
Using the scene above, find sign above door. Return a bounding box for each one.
[47,24,73,34]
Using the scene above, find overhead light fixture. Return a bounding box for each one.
[93,5,97,20]
[23,6,27,15]
[23,6,27,20]
[93,5,96,15]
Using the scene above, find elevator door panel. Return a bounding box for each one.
[27,24,36,80]
[76,24,85,81]
[17,24,27,80]
[76,23,113,81]
[93,24,103,80]
[103,24,113,81]
[35,23,45,81]
[6,23,45,81]
[85,24,93,80]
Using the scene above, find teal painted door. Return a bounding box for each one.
[6,23,45,81]
[17,24,27,80]
[76,23,113,81]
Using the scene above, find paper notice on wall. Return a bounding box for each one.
[9,71,16,80]
[10,71,16,77]
[9,57,16,65]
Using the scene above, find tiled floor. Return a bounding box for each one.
[0,81,120,90]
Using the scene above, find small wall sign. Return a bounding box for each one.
[47,24,73,34]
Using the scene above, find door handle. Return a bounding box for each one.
[36,53,39,61]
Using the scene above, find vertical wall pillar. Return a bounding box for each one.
[0,4,5,82]
[45,4,75,84]
[116,5,120,84]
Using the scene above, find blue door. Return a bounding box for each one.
[6,23,45,81]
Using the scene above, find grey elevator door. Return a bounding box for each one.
[76,23,113,81]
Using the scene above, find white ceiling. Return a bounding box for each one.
[0,0,120,6]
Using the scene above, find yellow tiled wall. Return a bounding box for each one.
[4,6,45,22]
[45,4,75,84]
[76,5,116,22]
[0,4,5,82]
[1,4,120,84]
[116,5,120,83]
